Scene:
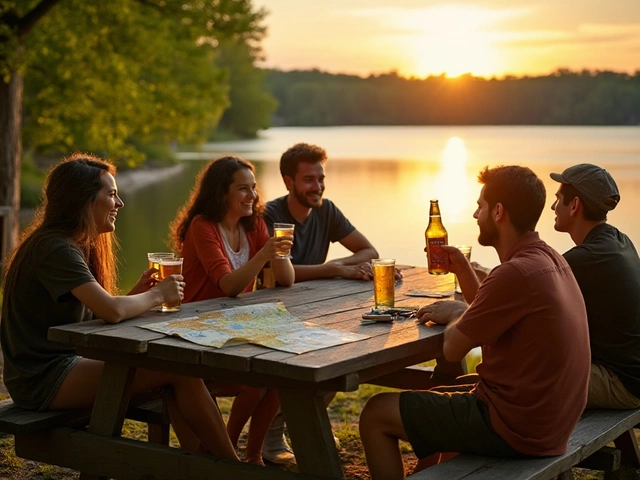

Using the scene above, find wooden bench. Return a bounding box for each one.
[0,396,170,445]
[408,408,640,479]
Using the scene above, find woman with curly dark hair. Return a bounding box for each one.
[1,153,238,460]
[169,155,294,465]
[170,155,294,299]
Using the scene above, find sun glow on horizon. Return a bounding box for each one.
[347,5,530,78]
[403,5,513,77]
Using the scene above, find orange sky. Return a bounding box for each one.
[253,0,640,78]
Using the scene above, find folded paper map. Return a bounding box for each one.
[139,302,370,354]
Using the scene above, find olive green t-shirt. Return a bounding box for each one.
[1,235,96,410]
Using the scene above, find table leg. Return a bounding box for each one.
[278,387,343,479]
[79,362,136,480]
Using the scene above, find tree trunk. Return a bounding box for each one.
[0,46,24,264]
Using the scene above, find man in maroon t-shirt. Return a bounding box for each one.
[359,166,590,480]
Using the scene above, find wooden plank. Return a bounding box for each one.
[409,409,640,480]
[0,401,91,435]
[367,365,436,389]
[157,338,262,372]
[15,427,317,480]
[279,387,343,479]
[251,323,445,383]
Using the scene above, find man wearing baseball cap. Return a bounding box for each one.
[550,163,640,409]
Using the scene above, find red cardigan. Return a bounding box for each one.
[181,215,269,302]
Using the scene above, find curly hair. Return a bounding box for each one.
[169,155,264,252]
[478,165,546,234]
[2,153,119,323]
[280,143,327,179]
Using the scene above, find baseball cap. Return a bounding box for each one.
[550,164,620,211]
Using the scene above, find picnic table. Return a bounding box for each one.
[45,266,461,480]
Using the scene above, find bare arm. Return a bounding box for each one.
[271,257,295,287]
[443,321,478,363]
[441,245,480,304]
[292,261,373,282]
[72,275,184,324]
[293,230,378,282]
[331,230,378,265]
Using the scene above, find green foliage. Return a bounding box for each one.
[265,69,640,126]
[19,152,46,207]
[215,39,277,138]
[5,0,269,166]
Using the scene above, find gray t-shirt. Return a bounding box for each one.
[264,196,355,265]
[1,235,96,410]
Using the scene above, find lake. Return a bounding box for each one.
[115,125,640,292]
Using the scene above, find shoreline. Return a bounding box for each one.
[18,163,187,222]
[114,163,186,192]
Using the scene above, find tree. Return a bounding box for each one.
[1,0,61,260]
[215,40,277,138]
[0,0,267,257]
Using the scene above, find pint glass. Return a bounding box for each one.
[159,257,183,312]
[273,223,295,259]
[372,258,395,309]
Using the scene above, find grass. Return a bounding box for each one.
[1,386,640,479]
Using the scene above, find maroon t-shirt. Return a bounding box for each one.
[457,232,590,456]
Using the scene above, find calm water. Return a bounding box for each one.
[116,126,640,291]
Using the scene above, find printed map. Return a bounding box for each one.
[139,302,370,354]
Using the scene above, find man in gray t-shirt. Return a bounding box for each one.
[264,142,378,282]
[261,142,380,465]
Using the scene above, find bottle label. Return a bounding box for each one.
[428,238,448,265]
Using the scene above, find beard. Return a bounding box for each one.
[478,215,499,246]
[293,186,324,209]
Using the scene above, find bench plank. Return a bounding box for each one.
[0,398,169,437]
[16,427,317,480]
[408,408,640,480]
[0,401,90,435]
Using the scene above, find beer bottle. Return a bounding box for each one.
[425,199,449,275]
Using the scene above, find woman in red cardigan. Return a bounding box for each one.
[169,155,294,465]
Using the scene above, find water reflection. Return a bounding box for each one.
[434,136,476,224]
[113,126,640,292]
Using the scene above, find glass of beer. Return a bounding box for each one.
[273,223,295,259]
[372,258,395,309]
[158,257,183,312]
[147,252,175,280]
[454,245,472,294]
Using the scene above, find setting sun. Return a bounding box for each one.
[383,5,518,78]
[256,1,640,79]
[406,7,502,77]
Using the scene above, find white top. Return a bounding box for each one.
[219,223,249,270]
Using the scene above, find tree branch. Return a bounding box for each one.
[16,0,62,38]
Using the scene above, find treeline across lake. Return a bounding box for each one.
[264,69,640,126]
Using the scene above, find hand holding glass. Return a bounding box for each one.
[273,223,295,259]
[372,258,396,309]
[158,257,183,312]
[454,245,472,294]
[147,252,175,280]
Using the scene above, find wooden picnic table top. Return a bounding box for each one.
[47,266,459,479]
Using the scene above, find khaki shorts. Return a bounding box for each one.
[587,363,640,409]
